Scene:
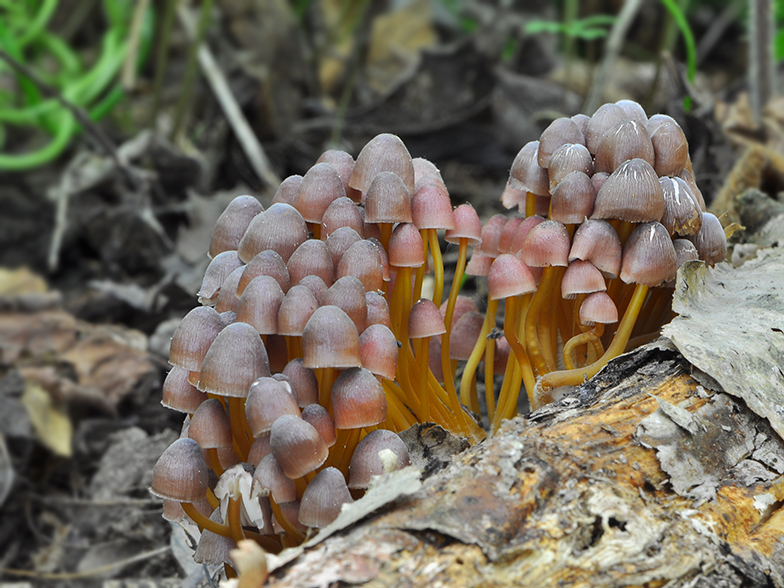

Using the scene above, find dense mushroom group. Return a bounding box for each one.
[151,100,727,574]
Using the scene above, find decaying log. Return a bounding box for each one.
[250,248,784,588]
[260,342,784,587]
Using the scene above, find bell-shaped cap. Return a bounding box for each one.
[520,220,570,267]
[301,404,336,447]
[287,240,334,287]
[282,358,319,407]
[659,176,702,237]
[331,367,387,429]
[271,175,303,206]
[302,305,361,368]
[324,276,368,334]
[497,216,524,254]
[359,324,398,380]
[246,377,300,437]
[548,143,593,189]
[594,119,654,174]
[364,171,412,224]
[214,266,244,314]
[348,430,410,489]
[238,203,308,263]
[336,240,384,293]
[409,299,446,338]
[326,226,363,268]
[209,196,264,259]
[317,150,360,201]
[252,454,297,503]
[198,322,271,397]
[579,291,618,325]
[591,158,664,223]
[277,285,319,337]
[650,122,689,177]
[150,438,210,502]
[488,254,537,300]
[321,196,364,238]
[620,221,678,287]
[509,215,546,254]
[189,398,233,449]
[478,214,508,258]
[247,435,271,467]
[411,178,455,230]
[162,366,207,414]
[238,249,290,296]
[686,212,726,266]
[388,223,424,268]
[298,274,328,306]
[538,117,585,168]
[615,99,648,125]
[412,157,443,186]
[169,306,227,371]
[292,162,346,223]
[270,415,328,479]
[561,260,607,299]
[366,291,392,328]
[198,251,244,304]
[585,103,627,154]
[445,203,482,245]
[507,141,549,196]
[550,171,596,224]
[349,133,415,195]
[236,275,285,335]
[299,467,354,528]
[569,219,622,279]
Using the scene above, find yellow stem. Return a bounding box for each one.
[428,229,445,307]
[227,397,251,461]
[525,266,557,376]
[182,502,230,537]
[484,333,496,425]
[459,298,498,411]
[207,447,224,477]
[539,284,649,400]
[413,337,431,422]
[228,494,247,545]
[269,496,305,543]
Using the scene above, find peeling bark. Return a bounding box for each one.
[263,344,784,587]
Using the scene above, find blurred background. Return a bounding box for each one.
[0,0,779,585]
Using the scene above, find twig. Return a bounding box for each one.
[121,0,151,90]
[582,0,644,114]
[749,0,776,125]
[0,48,140,191]
[176,5,281,190]
[0,545,170,579]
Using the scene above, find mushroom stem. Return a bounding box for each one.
[228,494,247,545]
[459,298,498,412]
[525,266,557,376]
[563,324,604,370]
[412,337,431,422]
[484,334,496,424]
[227,397,251,461]
[440,237,469,422]
[525,191,536,217]
[181,502,231,537]
[269,496,305,543]
[413,234,429,302]
[207,448,225,477]
[427,229,445,306]
[539,284,649,396]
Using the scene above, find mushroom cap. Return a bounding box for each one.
[579,291,619,325]
[650,122,689,177]
[620,221,678,287]
[198,250,244,304]
[508,141,549,195]
[198,322,271,397]
[336,240,384,293]
[364,171,413,224]
[162,366,207,414]
[561,260,607,299]
[538,117,585,168]
[292,162,346,223]
[252,454,297,504]
[238,203,309,263]
[550,171,596,225]
[330,367,387,429]
[236,275,285,335]
[488,254,537,299]
[302,305,361,369]
[150,438,210,502]
[324,276,368,335]
[594,119,654,174]
[321,196,365,238]
[359,323,398,380]
[169,306,227,371]
[520,220,571,267]
[445,203,482,245]
[209,196,264,259]
[189,398,233,449]
[409,299,446,338]
[282,358,319,407]
[245,377,301,437]
[548,143,593,189]
[270,415,329,479]
[317,150,360,201]
[348,429,411,489]
[299,467,354,528]
[326,227,363,268]
[349,133,415,196]
[569,219,622,279]
[271,175,303,206]
[287,239,334,288]
[659,176,702,237]
[277,285,319,337]
[301,403,337,447]
[687,212,727,266]
[478,214,508,258]
[237,249,290,296]
[585,103,627,154]
[591,158,665,223]
[365,291,392,328]
[388,223,425,268]
[214,265,244,314]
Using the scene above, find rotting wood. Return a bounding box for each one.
[261,343,784,587]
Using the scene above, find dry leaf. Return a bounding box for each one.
[21,380,73,457]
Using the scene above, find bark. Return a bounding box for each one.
[263,343,784,587]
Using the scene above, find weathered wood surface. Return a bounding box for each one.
[264,343,784,587]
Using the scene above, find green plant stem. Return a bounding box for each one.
[659,0,697,111]
[172,0,215,143]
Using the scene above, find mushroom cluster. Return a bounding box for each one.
[151,99,726,573]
